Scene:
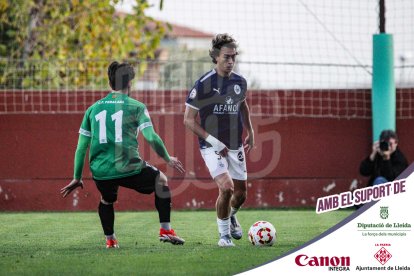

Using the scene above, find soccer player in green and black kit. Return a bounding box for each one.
[61,61,185,248]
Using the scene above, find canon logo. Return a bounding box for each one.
[295,254,350,267]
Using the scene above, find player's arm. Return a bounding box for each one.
[183,105,228,156]
[61,134,91,197]
[240,100,255,153]
[141,126,185,173]
[183,105,208,139]
[141,126,170,162]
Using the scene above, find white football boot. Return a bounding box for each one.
[218,234,235,247]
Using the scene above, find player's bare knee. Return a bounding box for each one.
[219,184,234,200]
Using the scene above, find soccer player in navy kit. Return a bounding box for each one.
[61,61,185,248]
[184,34,255,246]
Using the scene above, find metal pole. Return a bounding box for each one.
[372,0,396,141]
[379,0,386,33]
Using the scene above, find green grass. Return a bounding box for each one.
[0,209,352,275]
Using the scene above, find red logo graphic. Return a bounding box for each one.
[374,247,392,265]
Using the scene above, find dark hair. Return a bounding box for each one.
[209,33,238,64]
[380,129,398,142]
[107,61,135,91]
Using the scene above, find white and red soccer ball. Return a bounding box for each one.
[248,221,277,246]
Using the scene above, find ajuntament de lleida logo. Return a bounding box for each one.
[380,206,389,219]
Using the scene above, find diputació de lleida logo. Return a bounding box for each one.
[380,206,389,219]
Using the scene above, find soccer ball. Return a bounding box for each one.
[248,221,277,246]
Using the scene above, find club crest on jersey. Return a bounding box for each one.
[234,84,241,95]
[189,88,197,99]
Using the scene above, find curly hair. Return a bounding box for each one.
[209,33,238,64]
[107,61,135,91]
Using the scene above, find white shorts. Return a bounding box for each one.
[200,146,247,180]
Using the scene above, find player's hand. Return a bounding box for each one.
[381,150,391,160]
[206,135,228,156]
[380,146,392,160]
[168,156,185,174]
[244,131,255,154]
[218,147,229,157]
[60,179,84,198]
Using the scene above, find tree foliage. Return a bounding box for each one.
[0,0,165,89]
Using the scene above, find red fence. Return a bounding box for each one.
[0,90,413,211]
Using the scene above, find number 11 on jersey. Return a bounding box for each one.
[95,110,123,144]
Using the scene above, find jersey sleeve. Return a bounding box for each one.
[73,134,91,179]
[75,107,92,179]
[141,126,171,162]
[137,105,153,131]
[185,81,201,110]
[79,107,92,137]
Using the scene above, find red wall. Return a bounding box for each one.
[1,91,413,211]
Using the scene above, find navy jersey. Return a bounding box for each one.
[185,69,248,150]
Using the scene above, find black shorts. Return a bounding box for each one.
[94,162,160,203]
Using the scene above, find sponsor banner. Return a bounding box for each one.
[238,164,414,275]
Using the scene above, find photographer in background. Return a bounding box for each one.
[359,129,408,186]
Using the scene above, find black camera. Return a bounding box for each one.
[379,140,390,151]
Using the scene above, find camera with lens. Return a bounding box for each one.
[379,140,390,151]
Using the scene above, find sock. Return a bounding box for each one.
[217,217,230,237]
[155,185,171,223]
[230,206,240,217]
[160,222,171,230]
[98,202,115,236]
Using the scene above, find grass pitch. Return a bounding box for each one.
[0,209,352,275]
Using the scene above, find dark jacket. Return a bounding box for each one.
[359,148,408,187]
